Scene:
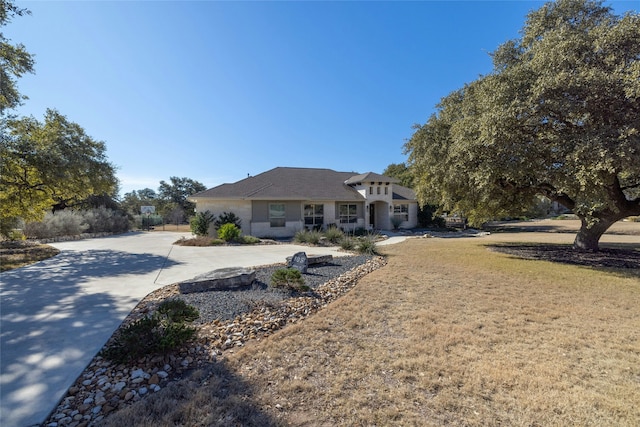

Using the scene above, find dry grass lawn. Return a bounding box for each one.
[0,241,60,272]
[101,222,640,427]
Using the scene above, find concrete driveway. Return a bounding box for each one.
[0,232,362,427]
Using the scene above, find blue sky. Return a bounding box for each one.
[9,0,638,196]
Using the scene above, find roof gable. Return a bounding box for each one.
[344,172,399,185]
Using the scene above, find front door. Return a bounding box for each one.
[369,204,375,229]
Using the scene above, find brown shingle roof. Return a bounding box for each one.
[191,167,365,201]
[344,172,399,185]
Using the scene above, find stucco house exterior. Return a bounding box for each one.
[188,167,419,238]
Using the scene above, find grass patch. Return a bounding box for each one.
[0,241,60,271]
[97,226,640,426]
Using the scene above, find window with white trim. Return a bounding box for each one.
[339,204,357,223]
[269,203,285,227]
[393,204,409,221]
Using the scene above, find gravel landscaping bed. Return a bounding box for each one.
[179,255,372,324]
[43,254,383,427]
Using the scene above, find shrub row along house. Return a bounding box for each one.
[189,167,418,238]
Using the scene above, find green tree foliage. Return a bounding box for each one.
[190,210,215,236]
[217,223,241,242]
[383,162,443,227]
[1,109,119,227]
[383,162,414,188]
[120,188,158,216]
[214,211,242,230]
[158,176,206,216]
[404,0,640,251]
[0,0,35,114]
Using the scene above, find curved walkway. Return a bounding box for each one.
[0,232,388,427]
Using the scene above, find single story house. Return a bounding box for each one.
[188,167,419,238]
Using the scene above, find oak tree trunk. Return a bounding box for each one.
[573,216,617,252]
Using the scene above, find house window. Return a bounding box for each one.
[384,187,388,195]
[269,203,285,228]
[369,186,373,195]
[393,204,409,222]
[377,187,381,195]
[339,204,357,223]
[304,204,324,227]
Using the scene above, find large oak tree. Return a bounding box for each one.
[405,0,640,251]
[1,109,119,223]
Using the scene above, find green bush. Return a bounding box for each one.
[271,268,309,291]
[294,229,323,245]
[214,212,242,229]
[356,235,378,255]
[323,226,344,244]
[24,211,88,239]
[101,301,200,364]
[390,216,403,230]
[157,299,200,323]
[218,223,241,242]
[157,322,198,353]
[0,217,22,239]
[101,316,161,364]
[82,206,130,233]
[340,237,355,251]
[190,211,216,236]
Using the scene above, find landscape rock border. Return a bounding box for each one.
[43,256,387,427]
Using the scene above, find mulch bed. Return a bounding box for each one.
[488,244,640,270]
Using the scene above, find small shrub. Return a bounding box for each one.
[0,217,22,239]
[323,226,344,244]
[340,237,355,251]
[158,299,200,323]
[294,229,322,245]
[218,223,241,242]
[101,300,200,364]
[238,235,261,244]
[190,211,216,236]
[81,206,130,233]
[157,322,198,353]
[7,229,26,241]
[294,230,308,243]
[101,316,160,364]
[356,234,378,255]
[214,212,242,229]
[24,211,88,239]
[391,216,404,230]
[271,268,309,291]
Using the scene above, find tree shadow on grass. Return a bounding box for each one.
[486,243,640,277]
[99,360,282,427]
[0,249,181,427]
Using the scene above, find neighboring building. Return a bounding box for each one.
[188,167,419,238]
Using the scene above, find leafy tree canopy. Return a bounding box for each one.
[120,188,158,216]
[382,162,414,188]
[404,0,640,250]
[1,109,119,223]
[158,176,206,215]
[0,0,35,114]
